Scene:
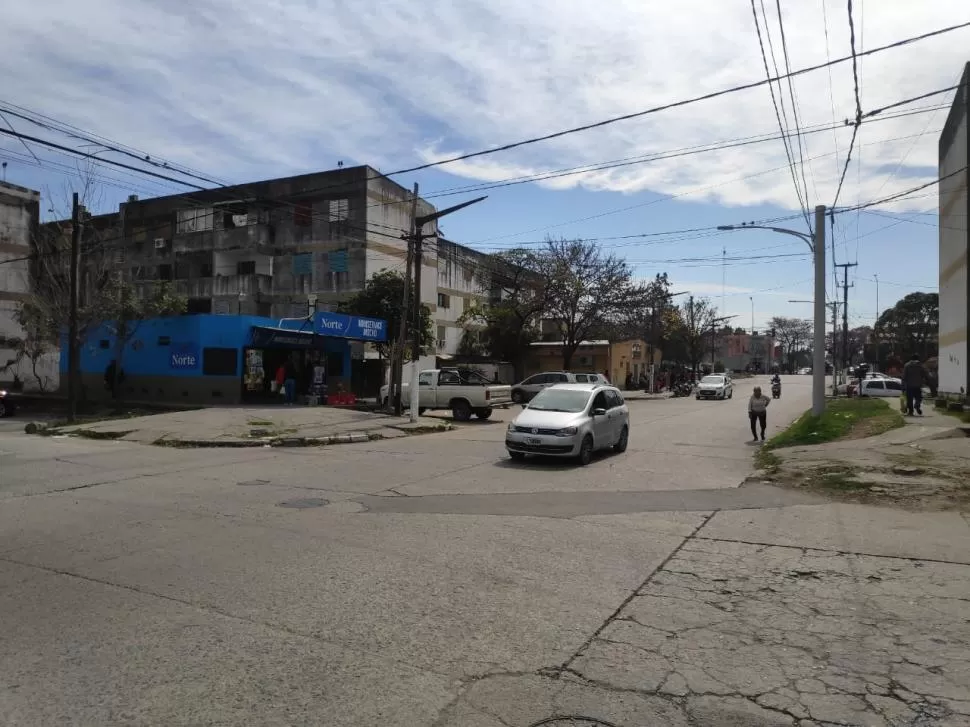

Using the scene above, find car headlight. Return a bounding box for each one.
[556,426,578,436]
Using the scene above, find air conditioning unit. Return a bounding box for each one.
[154,238,167,249]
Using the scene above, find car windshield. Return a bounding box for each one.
[701,376,724,384]
[527,388,591,412]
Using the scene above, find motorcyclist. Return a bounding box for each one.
[771,373,781,386]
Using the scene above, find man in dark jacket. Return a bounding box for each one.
[901,354,928,416]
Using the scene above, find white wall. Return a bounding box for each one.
[939,90,969,395]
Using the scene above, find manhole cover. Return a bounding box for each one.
[277,498,329,509]
[237,479,271,487]
[529,718,618,727]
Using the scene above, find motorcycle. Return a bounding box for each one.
[671,381,694,398]
[771,381,781,399]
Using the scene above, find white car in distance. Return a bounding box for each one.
[695,374,734,400]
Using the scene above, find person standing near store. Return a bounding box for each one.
[283,356,297,405]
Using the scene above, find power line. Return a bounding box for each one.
[774,0,815,206]
[750,0,811,230]
[831,0,866,211]
[833,165,968,213]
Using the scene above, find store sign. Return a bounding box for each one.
[251,327,315,349]
[170,342,199,369]
[313,311,387,342]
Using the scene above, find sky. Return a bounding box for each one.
[1,0,965,334]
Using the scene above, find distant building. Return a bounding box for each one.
[939,62,969,397]
[526,339,659,383]
[717,331,775,372]
[0,181,58,391]
[434,238,496,356]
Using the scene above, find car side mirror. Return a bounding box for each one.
[592,407,607,416]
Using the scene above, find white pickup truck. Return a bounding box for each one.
[380,368,513,421]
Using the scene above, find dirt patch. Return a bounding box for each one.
[843,411,906,440]
[752,457,970,511]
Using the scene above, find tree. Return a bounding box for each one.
[102,281,187,399]
[0,305,57,392]
[459,248,548,380]
[676,297,720,374]
[826,325,871,368]
[540,237,647,369]
[769,316,813,372]
[339,269,433,362]
[875,292,938,361]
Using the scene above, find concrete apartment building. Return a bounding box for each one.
[434,238,494,355]
[939,62,969,396]
[78,166,440,320]
[42,166,501,366]
[0,181,58,391]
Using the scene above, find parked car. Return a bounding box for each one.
[857,377,904,398]
[0,388,16,417]
[695,374,734,400]
[797,367,812,375]
[505,383,629,465]
[379,368,512,421]
[510,371,608,404]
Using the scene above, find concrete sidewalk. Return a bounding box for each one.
[43,405,450,447]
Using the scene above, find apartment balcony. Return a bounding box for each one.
[172,224,274,254]
[211,273,273,297]
[173,278,213,299]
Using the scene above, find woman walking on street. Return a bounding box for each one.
[748,386,771,442]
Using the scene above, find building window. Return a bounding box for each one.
[200,263,213,278]
[294,201,312,227]
[437,293,450,309]
[176,207,214,233]
[202,347,238,376]
[237,260,256,275]
[437,325,446,350]
[158,264,173,280]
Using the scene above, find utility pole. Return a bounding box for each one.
[67,192,81,423]
[830,300,840,396]
[409,194,425,423]
[836,262,857,380]
[391,184,418,416]
[400,191,487,421]
[812,206,827,417]
[873,273,880,370]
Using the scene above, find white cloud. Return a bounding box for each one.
[1,0,966,213]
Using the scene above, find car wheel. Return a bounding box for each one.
[577,435,594,466]
[511,390,524,404]
[0,401,6,418]
[613,426,629,453]
[382,397,389,410]
[452,400,472,422]
[474,407,493,420]
[728,389,733,399]
[418,407,427,415]
[508,450,526,461]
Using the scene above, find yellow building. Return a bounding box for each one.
[526,339,661,386]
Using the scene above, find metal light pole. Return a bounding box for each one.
[719,205,826,416]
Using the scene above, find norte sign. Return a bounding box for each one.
[313,311,387,342]
[170,342,199,369]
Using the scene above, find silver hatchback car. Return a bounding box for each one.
[505,384,630,466]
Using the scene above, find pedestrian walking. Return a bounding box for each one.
[283,357,297,405]
[901,354,928,416]
[748,386,770,442]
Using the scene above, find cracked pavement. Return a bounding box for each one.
[3,377,970,725]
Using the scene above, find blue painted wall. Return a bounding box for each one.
[63,314,351,381]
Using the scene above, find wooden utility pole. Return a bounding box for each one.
[391,183,419,416]
[67,192,81,423]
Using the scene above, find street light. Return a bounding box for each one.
[718,206,826,416]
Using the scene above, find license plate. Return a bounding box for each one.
[526,437,542,445]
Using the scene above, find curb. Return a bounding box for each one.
[28,420,454,448]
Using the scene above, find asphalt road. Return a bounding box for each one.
[4,375,967,725]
